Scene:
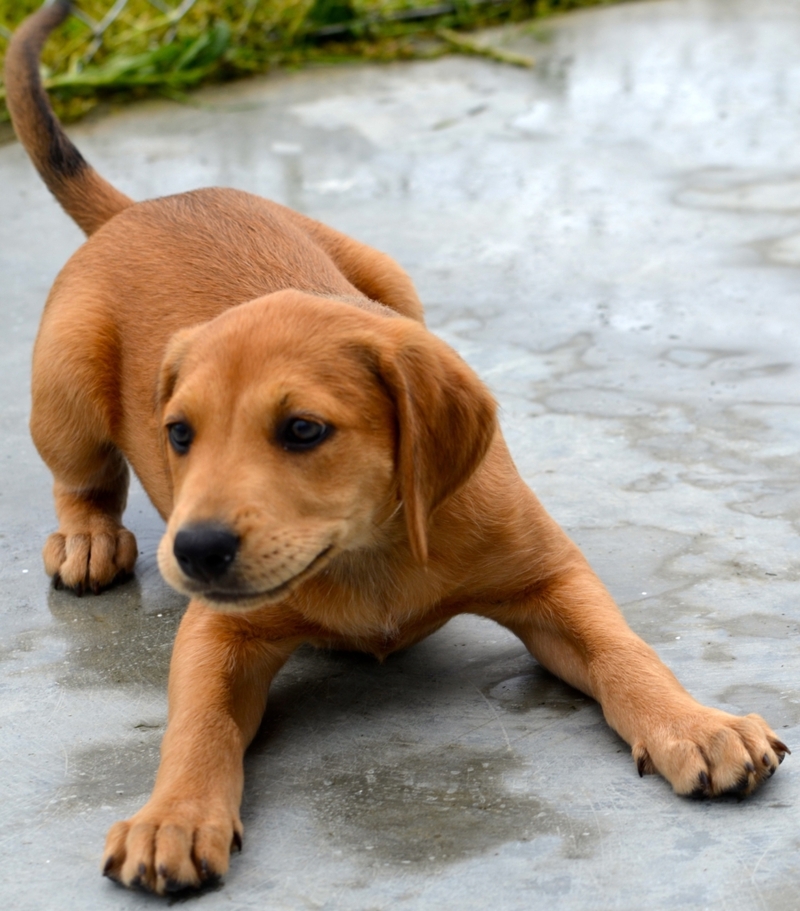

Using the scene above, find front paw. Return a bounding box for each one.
[44,526,137,594]
[633,710,789,798]
[102,799,242,894]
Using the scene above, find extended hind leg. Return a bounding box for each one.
[32,387,137,594]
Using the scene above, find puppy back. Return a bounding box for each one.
[4,0,133,235]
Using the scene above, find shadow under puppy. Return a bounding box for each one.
[5,0,788,896]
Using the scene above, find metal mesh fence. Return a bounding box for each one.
[0,0,206,65]
[0,0,449,73]
[67,0,201,63]
[0,0,279,119]
[0,0,604,122]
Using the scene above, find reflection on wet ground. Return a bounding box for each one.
[2,0,800,908]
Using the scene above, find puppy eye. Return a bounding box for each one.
[277,417,331,452]
[167,422,194,454]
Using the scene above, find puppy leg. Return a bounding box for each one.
[481,565,789,797]
[31,326,139,593]
[36,442,137,594]
[102,602,297,894]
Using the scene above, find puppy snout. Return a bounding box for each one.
[173,523,239,583]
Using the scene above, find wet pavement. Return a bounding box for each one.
[2,0,800,907]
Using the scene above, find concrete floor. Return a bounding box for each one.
[2,0,800,907]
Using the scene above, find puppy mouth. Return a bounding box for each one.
[196,545,334,606]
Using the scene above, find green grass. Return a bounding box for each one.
[0,0,628,123]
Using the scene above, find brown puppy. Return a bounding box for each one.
[6,1,789,896]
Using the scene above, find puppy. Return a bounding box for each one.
[6,1,788,896]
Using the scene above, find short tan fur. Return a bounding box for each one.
[6,1,788,896]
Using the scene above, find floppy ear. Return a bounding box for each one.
[375,324,497,564]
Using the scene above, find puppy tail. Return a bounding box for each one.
[4,1,134,235]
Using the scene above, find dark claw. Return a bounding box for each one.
[690,770,711,799]
[634,746,653,778]
[130,862,149,888]
[772,740,790,758]
[745,762,756,774]
[154,864,204,895]
[54,575,63,590]
[232,830,243,852]
[163,876,191,893]
[690,771,711,800]
[763,753,771,767]
[768,766,776,777]
[102,856,115,877]
[722,774,751,797]
[198,859,221,887]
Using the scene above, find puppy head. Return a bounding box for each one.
[157,291,496,611]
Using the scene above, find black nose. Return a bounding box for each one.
[173,524,239,583]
